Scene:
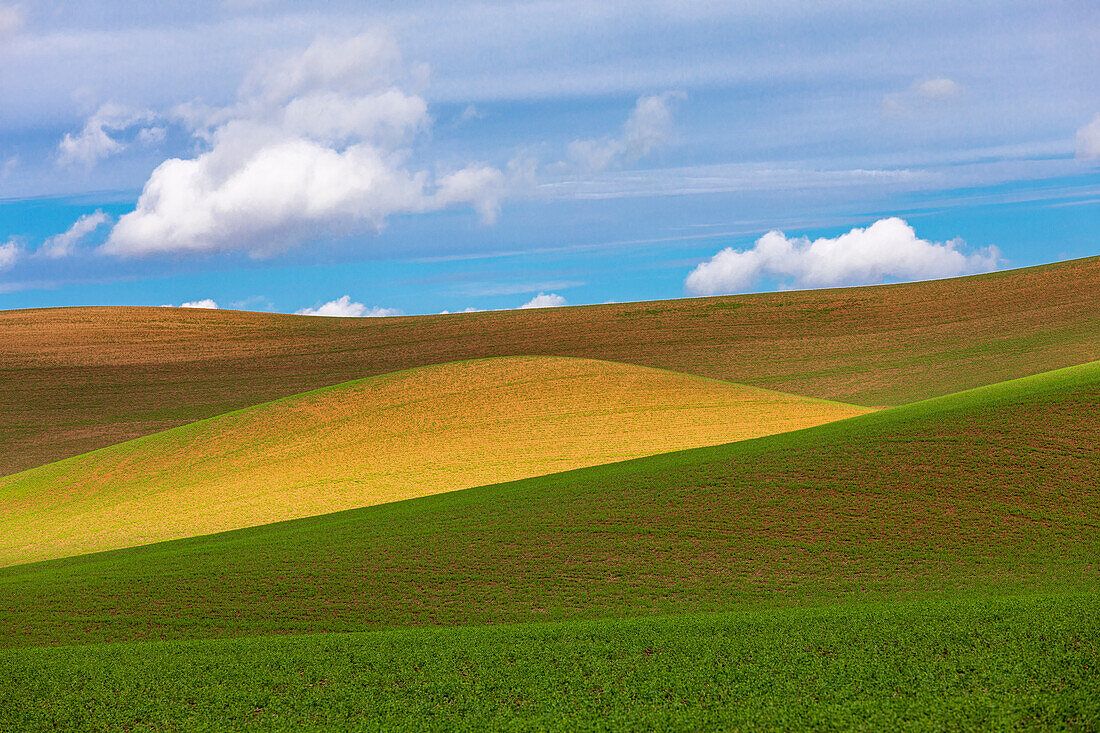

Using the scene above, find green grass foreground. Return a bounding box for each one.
[2,593,1097,731]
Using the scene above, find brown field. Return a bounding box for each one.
[0,356,872,566]
[1,256,1097,476]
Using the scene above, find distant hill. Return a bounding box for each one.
[1,256,1097,477]
[0,356,871,566]
[2,360,1095,649]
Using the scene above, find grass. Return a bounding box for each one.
[0,356,872,566]
[2,256,1098,475]
[1,592,1096,731]
[1,361,1095,649]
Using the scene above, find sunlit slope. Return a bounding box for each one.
[0,356,872,566]
[1,362,1095,649]
[2,256,1097,476]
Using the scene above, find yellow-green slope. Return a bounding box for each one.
[0,356,872,566]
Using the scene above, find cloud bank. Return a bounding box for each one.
[519,292,567,308]
[102,32,512,258]
[295,294,401,317]
[684,217,1001,295]
[568,92,682,173]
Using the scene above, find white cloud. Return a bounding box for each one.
[58,104,154,167]
[568,92,682,173]
[440,306,484,314]
[0,238,22,270]
[295,295,401,317]
[38,210,112,259]
[102,32,513,258]
[1076,115,1100,161]
[684,217,1001,295]
[160,299,219,309]
[180,299,219,309]
[434,163,507,225]
[882,77,964,117]
[0,4,22,38]
[519,292,567,308]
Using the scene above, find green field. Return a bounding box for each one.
[2,265,1097,730]
[2,361,1096,650]
[2,593,1096,731]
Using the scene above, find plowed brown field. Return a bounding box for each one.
[1,256,1097,476]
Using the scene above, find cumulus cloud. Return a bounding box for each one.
[882,77,964,116]
[568,92,682,173]
[0,4,23,38]
[685,217,1001,295]
[160,299,219,309]
[295,295,401,317]
[0,238,21,270]
[58,104,158,167]
[39,210,112,259]
[1076,115,1100,161]
[519,292,567,308]
[103,32,513,258]
[181,299,219,309]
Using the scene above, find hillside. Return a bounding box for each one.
[1,256,1098,476]
[3,593,1096,730]
[2,360,1095,649]
[0,357,872,566]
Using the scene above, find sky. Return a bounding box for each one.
[1,0,1098,316]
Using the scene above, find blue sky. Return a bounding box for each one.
[1,0,1097,315]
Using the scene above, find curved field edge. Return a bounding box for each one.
[2,255,1098,476]
[0,361,1096,648]
[0,356,874,566]
[1,592,1097,731]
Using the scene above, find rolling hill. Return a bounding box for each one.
[2,256,1098,477]
[0,356,872,566]
[2,360,1095,649]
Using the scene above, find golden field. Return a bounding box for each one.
[0,356,872,566]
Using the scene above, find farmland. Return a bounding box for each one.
[2,593,1096,731]
[2,361,1095,649]
[0,263,1097,729]
[0,357,871,565]
[2,256,1097,476]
